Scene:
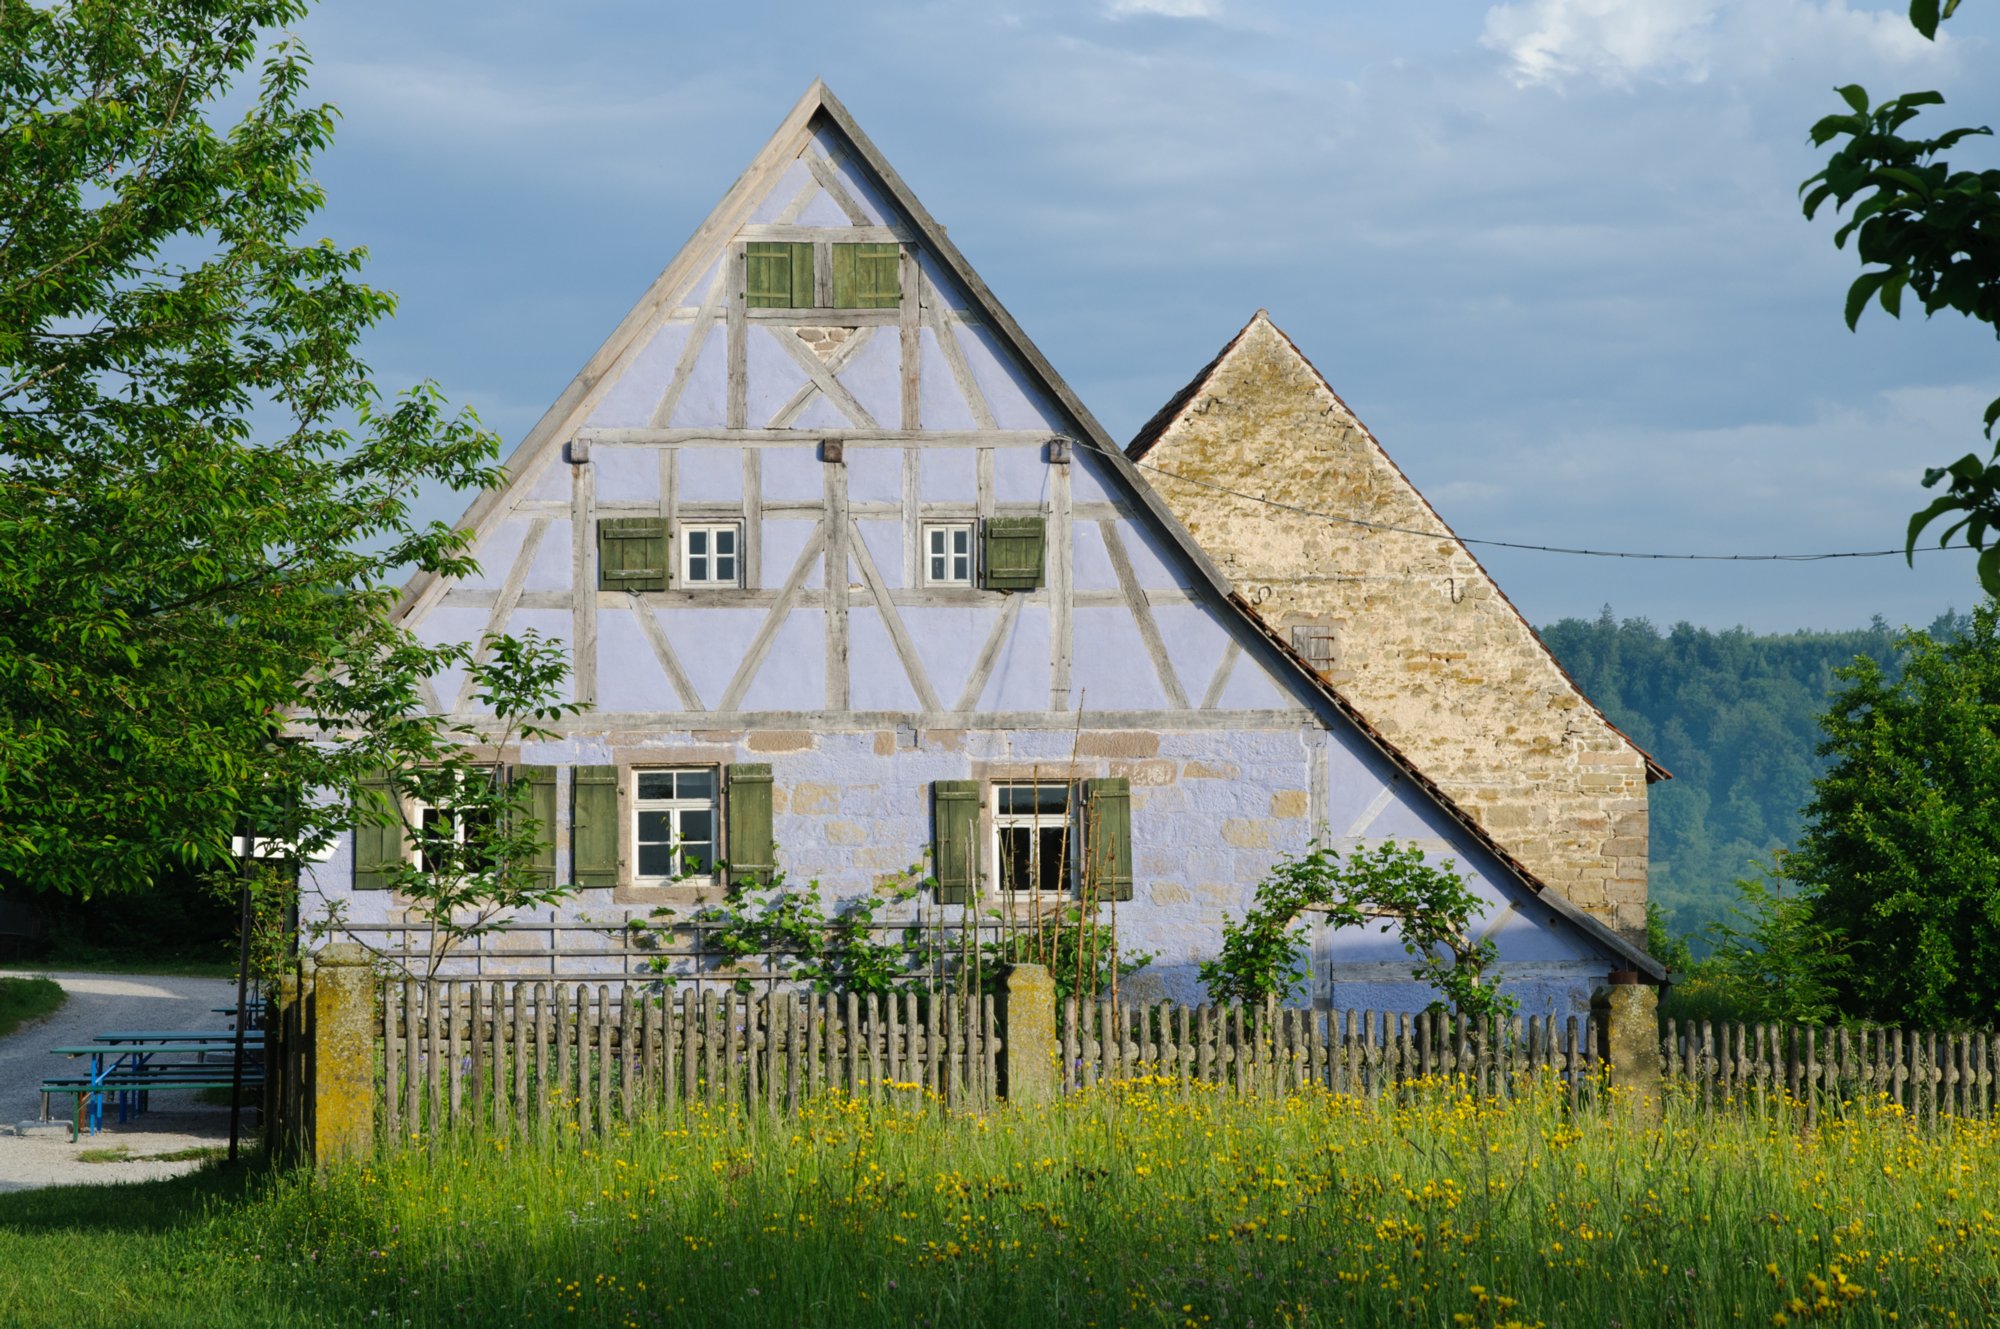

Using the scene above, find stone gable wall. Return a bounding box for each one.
[1133,315,1651,940]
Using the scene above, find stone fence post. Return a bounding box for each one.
[310,942,377,1166]
[998,964,1056,1104]
[1592,975,1663,1123]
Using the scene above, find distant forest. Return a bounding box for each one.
[1539,607,1968,946]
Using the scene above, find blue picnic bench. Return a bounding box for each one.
[43,1035,265,1139]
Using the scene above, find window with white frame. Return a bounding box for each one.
[632,768,718,882]
[411,778,498,875]
[991,781,1075,895]
[680,523,741,587]
[923,522,974,587]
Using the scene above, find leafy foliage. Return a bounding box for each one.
[634,866,1148,1003]
[1658,865,1850,1026]
[1199,840,1512,1020]
[0,1,525,897]
[1788,602,2000,1027]
[1800,3,2000,592]
[340,633,582,978]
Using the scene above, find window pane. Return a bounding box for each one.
[1035,825,1072,892]
[637,809,672,842]
[638,842,676,877]
[687,529,707,557]
[674,769,714,801]
[952,550,969,580]
[715,554,735,582]
[996,825,1035,892]
[679,837,715,873]
[680,808,713,844]
[637,772,675,800]
[928,528,945,557]
[714,528,736,556]
[998,783,1069,815]
[952,528,970,556]
[930,554,946,581]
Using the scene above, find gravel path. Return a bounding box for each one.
[0,969,249,1192]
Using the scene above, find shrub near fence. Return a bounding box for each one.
[1663,1018,2000,1126]
[364,976,1605,1144]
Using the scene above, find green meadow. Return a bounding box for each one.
[2,1080,1997,1328]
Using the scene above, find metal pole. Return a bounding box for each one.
[227,852,253,1163]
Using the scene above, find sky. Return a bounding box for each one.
[286,0,2000,633]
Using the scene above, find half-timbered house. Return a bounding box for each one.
[304,83,1661,1012]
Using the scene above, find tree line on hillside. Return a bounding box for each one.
[1549,602,2000,1029]
[1538,607,1967,943]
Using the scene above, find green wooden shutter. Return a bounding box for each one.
[1083,777,1133,902]
[725,764,775,885]
[507,764,558,889]
[353,769,404,891]
[932,780,980,905]
[832,242,900,308]
[745,241,814,308]
[597,518,669,592]
[980,516,1046,591]
[572,765,620,888]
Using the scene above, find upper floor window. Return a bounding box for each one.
[923,522,974,587]
[681,523,741,587]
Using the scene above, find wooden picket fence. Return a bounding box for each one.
[1061,1001,1601,1101]
[373,979,1606,1141]
[1663,1019,2000,1125]
[379,979,1000,1138]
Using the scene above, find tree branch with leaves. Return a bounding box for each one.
[1802,0,2000,591]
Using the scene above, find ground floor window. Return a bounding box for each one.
[632,767,718,881]
[992,781,1075,895]
[411,774,499,875]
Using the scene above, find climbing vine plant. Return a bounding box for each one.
[1198,839,1514,1020]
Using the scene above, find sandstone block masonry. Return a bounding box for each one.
[1128,313,1661,942]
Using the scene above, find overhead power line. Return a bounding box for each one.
[1073,434,1963,563]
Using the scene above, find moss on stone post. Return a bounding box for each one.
[999,964,1057,1105]
[1591,978,1663,1123]
[311,942,377,1166]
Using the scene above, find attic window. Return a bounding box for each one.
[1291,623,1339,675]
[744,241,900,310]
[746,243,814,309]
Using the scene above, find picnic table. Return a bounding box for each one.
[43,1038,266,1137]
[93,1030,265,1045]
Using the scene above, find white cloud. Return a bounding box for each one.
[1481,0,1943,88]
[1104,0,1222,18]
[1482,0,1722,86]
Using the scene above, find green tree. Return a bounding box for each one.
[0,2,526,900]
[1801,1,2000,591]
[1789,602,2000,1027]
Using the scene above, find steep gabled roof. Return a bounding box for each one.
[1127,310,1669,785]
[391,85,1663,981]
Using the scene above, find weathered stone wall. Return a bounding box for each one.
[1130,314,1652,941]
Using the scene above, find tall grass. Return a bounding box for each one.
[4,1078,1999,1327]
